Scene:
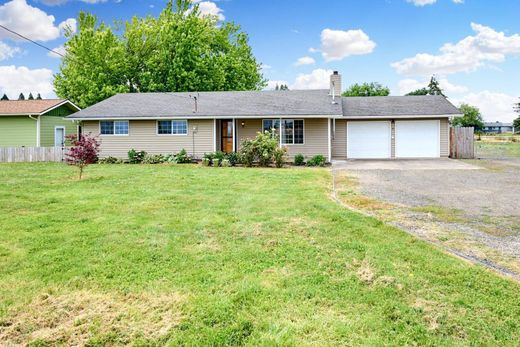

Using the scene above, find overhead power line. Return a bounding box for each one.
[0,24,65,57]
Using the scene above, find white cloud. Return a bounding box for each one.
[47,45,66,58]
[0,41,20,61]
[452,91,517,123]
[397,78,468,95]
[0,0,75,42]
[319,28,376,62]
[407,0,463,5]
[191,0,225,21]
[0,65,54,99]
[294,56,315,66]
[260,64,272,70]
[291,69,333,90]
[58,18,77,35]
[42,0,108,4]
[392,23,520,76]
[265,80,289,90]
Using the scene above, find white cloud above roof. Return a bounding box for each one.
[0,41,20,61]
[319,28,376,62]
[294,56,315,66]
[398,78,468,95]
[291,69,333,90]
[407,0,463,6]
[0,0,75,42]
[452,91,517,123]
[392,23,520,76]
[0,65,54,99]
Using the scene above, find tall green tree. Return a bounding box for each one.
[28,93,34,100]
[342,82,390,97]
[36,93,42,100]
[515,98,519,114]
[18,93,25,100]
[0,94,8,101]
[428,76,445,97]
[451,104,484,131]
[54,0,265,108]
[405,76,446,97]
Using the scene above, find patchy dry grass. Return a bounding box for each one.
[412,205,465,224]
[0,289,184,346]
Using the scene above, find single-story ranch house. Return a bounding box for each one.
[68,72,462,161]
[0,99,80,147]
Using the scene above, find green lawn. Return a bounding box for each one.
[0,164,519,346]
[476,141,520,158]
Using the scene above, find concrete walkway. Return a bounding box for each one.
[332,158,480,170]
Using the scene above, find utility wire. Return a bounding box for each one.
[0,24,65,57]
[0,23,199,105]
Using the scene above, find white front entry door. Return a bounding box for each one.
[54,127,65,147]
[347,121,391,159]
[395,120,440,158]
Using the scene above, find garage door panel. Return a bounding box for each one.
[347,121,391,159]
[395,120,440,158]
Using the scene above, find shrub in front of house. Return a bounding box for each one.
[294,153,305,166]
[307,155,326,167]
[221,159,231,167]
[128,149,147,164]
[213,158,221,167]
[98,156,124,164]
[239,131,280,167]
[273,147,287,168]
[201,157,211,166]
[174,149,192,164]
[142,154,166,164]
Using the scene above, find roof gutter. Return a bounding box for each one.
[67,114,344,121]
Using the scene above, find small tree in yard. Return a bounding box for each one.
[65,134,100,179]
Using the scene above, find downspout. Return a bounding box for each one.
[28,115,40,147]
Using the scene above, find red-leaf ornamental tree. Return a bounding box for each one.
[65,134,100,179]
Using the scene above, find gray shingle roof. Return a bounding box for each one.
[341,95,461,117]
[68,91,461,120]
[68,90,342,119]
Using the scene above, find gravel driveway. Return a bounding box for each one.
[333,158,520,277]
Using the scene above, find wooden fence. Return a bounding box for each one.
[450,127,474,159]
[0,147,68,163]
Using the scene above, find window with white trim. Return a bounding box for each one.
[100,120,128,135]
[157,120,188,135]
[263,119,303,144]
[263,119,280,135]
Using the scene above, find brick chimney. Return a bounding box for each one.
[330,71,342,97]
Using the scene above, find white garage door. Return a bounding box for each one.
[347,121,391,159]
[395,120,440,158]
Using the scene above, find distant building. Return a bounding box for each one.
[483,121,514,134]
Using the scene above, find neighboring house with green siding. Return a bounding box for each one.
[0,99,80,147]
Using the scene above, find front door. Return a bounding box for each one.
[221,120,233,153]
[54,127,65,147]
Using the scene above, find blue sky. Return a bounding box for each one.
[0,0,519,121]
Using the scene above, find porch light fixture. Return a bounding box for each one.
[241,121,245,128]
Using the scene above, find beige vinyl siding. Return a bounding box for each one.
[236,118,329,160]
[331,119,346,159]
[440,118,449,157]
[236,119,261,151]
[82,120,214,158]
